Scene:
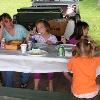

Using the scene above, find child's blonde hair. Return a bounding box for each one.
[75,38,95,57]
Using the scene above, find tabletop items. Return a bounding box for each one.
[27,49,48,56]
[20,44,27,54]
[0,44,99,75]
[56,44,75,58]
[58,45,65,57]
[0,38,6,49]
[0,40,22,50]
[27,41,32,51]
[0,38,74,58]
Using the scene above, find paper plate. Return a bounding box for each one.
[27,49,48,57]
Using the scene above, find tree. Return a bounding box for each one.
[97,0,100,5]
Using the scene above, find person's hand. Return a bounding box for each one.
[0,22,4,40]
[95,45,100,51]
[46,40,53,45]
[33,27,37,34]
[61,35,66,44]
[0,22,4,31]
[72,46,77,56]
[26,31,33,42]
[97,84,100,91]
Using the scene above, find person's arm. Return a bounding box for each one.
[46,34,58,45]
[0,22,4,40]
[64,19,75,40]
[95,45,100,51]
[26,27,37,42]
[63,72,72,83]
[21,25,28,38]
[67,60,72,72]
[61,35,67,44]
[95,57,100,66]
[26,31,32,42]
[64,58,74,83]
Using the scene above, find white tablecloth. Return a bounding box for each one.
[0,54,68,73]
[0,47,100,77]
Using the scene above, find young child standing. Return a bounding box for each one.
[31,20,57,91]
[67,38,100,99]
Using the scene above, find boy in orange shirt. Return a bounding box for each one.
[67,38,100,99]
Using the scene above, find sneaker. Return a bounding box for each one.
[20,83,28,88]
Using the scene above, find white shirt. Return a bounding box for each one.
[64,19,75,40]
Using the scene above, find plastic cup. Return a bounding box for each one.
[20,44,27,54]
[65,50,72,57]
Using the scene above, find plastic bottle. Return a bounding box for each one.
[31,37,37,49]
[1,38,5,49]
[58,45,65,57]
[27,40,32,51]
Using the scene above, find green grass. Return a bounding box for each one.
[0,0,100,44]
[0,0,31,16]
[79,0,100,44]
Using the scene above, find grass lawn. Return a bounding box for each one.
[0,0,31,16]
[79,0,100,44]
[0,0,100,44]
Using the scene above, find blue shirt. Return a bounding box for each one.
[3,24,28,42]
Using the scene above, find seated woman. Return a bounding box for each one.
[29,19,57,91]
[0,13,30,88]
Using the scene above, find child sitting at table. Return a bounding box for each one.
[67,38,100,99]
[61,21,89,84]
[61,21,89,45]
[68,21,89,44]
[31,19,57,91]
